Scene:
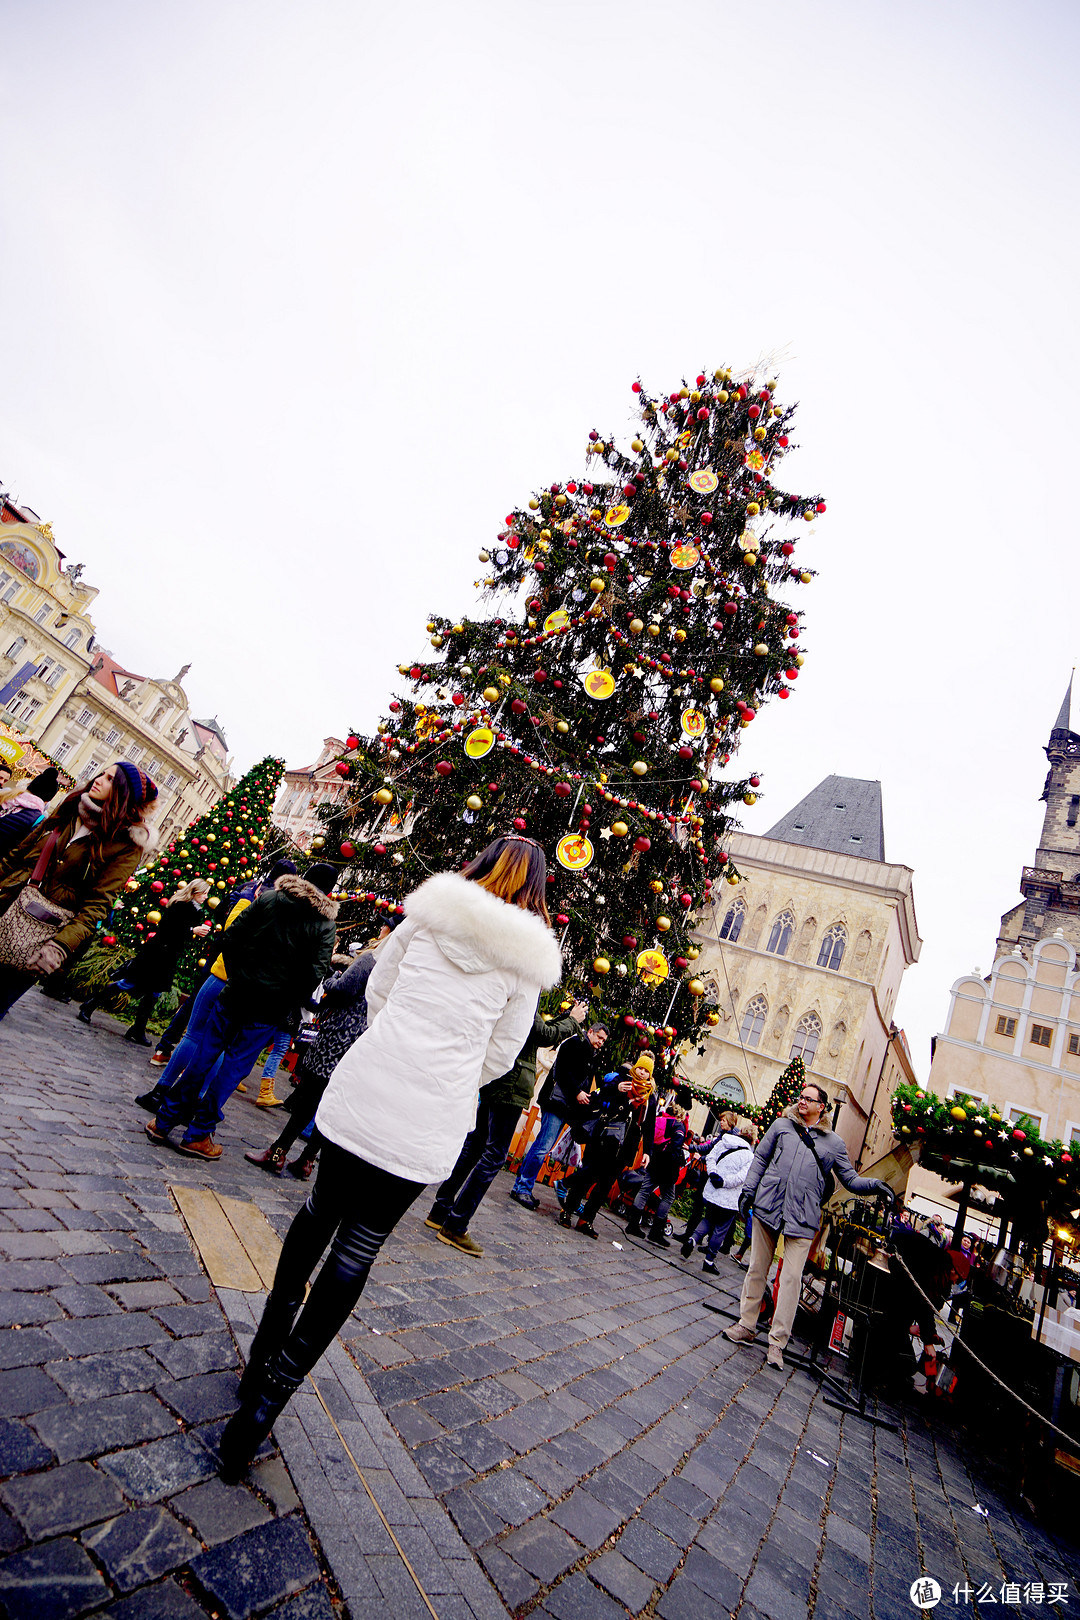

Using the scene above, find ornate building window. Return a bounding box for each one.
[817,924,847,971]
[790,1012,822,1066]
[718,899,745,942]
[766,910,795,956]
[63,628,81,650]
[739,995,767,1047]
[4,637,25,661]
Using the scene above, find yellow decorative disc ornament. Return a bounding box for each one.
[544,609,570,634]
[604,505,630,528]
[636,948,669,986]
[556,833,594,871]
[464,726,495,760]
[680,707,707,739]
[582,668,616,701]
[670,543,700,571]
[688,468,718,495]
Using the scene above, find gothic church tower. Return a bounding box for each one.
[998,675,1080,959]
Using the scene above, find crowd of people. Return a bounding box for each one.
[0,760,896,1480]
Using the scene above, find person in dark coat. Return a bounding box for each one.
[148,864,338,1161]
[246,928,397,1180]
[77,878,211,1043]
[509,1021,609,1206]
[429,999,585,1255]
[559,1057,657,1239]
[626,1102,688,1247]
[0,768,60,855]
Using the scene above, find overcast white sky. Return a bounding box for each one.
[2,0,1077,1075]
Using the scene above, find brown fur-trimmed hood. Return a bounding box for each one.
[275,872,339,920]
[129,822,158,853]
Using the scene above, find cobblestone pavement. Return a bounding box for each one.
[0,993,1077,1620]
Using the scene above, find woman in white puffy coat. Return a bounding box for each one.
[219,836,562,1481]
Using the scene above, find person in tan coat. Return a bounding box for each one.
[0,762,157,1021]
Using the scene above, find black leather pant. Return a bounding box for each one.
[249,1140,423,1393]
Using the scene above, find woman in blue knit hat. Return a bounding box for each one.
[0,761,158,1020]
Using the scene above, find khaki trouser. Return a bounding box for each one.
[738,1218,813,1350]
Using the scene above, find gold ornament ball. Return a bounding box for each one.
[528,498,540,511]
[688,978,705,996]
[743,552,757,567]
[678,387,689,400]
[743,792,757,805]
[398,663,411,675]
[716,389,729,403]
[466,794,483,811]
[753,426,766,442]
[498,673,512,687]
[590,507,602,520]
[726,873,739,886]
[656,914,672,931]
[589,577,606,593]
[554,493,567,506]
[375,788,394,806]
[537,538,549,552]
[147,910,162,925]
[689,390,701,404]
[611,820,628,837]
[753,643,768,656]
[674,628,687,643]
[629,618,644,634]
[687,946,700,959]
[540,528,552,541]
[709,677,724,693]
[800,571,812,584]
[649,879,664,894]
[631,437,644,452]
[207,896,220,909]
[311,836,325,849]
[706,1010,720,1026]
[593,957,611,975]
[746,502,760,516]
[482,686,499,703]
[478,550,490,562]
[556,720,569,734]
[647,623,661,637]
[665,448,679,463]
[949,1105,967,1122]
[430,635,443,648]
[631,761,648,776]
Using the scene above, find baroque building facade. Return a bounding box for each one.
[681,775,921,1165]
[0,494,232,833]
[273,737,349,848]
[912,683,1080,1212]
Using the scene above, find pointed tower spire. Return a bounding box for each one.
[1053,671,1075,736]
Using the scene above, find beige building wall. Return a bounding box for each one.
[0,518,100,745]
[274,738,348,848]
[681,827,921,1163]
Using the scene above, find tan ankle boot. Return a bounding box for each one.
[255,1074,283,1107]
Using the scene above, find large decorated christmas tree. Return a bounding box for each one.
[318,368,823,1074]
[100,755,285,989]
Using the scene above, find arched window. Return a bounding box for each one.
[63,628,81,650]
[817,924,846,971]
[766,910,795,956]
[4,637,25,661]
[719,899,745,942]
[739,995,767,1047]
[790,1012,823,1066]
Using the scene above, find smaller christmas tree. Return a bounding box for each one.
[98,755,285,991]
[745,1056,806,1133]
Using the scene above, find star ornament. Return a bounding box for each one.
[599,826,613,841]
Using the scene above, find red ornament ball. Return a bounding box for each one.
[340,841,356,859]
[435,761,453,776]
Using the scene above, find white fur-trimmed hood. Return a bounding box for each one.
[404,871,562,987]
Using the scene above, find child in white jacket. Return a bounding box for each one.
[681,1120,755,1273]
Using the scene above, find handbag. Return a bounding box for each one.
[0,832,75,972]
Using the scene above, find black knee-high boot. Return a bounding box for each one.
[77,990,104,1025]
[237,1280,307,1399]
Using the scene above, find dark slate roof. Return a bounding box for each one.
[763,775,886,863]
[1053,673,1074,735]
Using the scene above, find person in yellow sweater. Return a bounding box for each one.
[135,861,296,1113]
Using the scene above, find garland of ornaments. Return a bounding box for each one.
[892,1081,1080,1208]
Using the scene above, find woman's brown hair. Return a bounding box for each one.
[47,766,149,865]
[462,837,550,926]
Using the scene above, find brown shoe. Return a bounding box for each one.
[178,1136,223,1161]
[437,1229,484,1257]
[723,1324,756,1343]
[286,1155,316,1181]
[245,1145,286,1175]
[766,1345,785,1368]
[145,1120,170,1145]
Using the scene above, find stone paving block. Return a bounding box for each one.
[0,1365,65,1419]
[108,1279,184,1309]
[152,1302,224,1337]
[47,1310,166,1356]
[0,1534,110,1620]
[550,1486,623,1550]
[83,1504,198,1590]
[59,1253,162,1285]
[101,1430,218,1501]
[0,1419,54,1479]
[616,1517,682,1582]
[107,1577,210,1619]
[473,1468,548,1528]
[250,1456,300,1514]
[541,1569,628,1620]
[366,1551,437,1618]
[589,1547,656,1613]
[191,1516,321,1620]
[477,1542,539,1608]
[50,1283,121,1318]
[1,1458,126,1539]
[150,1331,238,1379]
[501,1515,579,1582]
[0,1326,61,1368]
[171,1477,272,1545]
[442,1485,505,1548]
[263,1585,336,1618]
[30,1390,176,1463]
[418,1390,488,1431]
[157,1369,241,1424]
[413,1440,476,1493]
[0,1292,63,1329]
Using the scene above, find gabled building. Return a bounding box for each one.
[681,775,922,1164]
[273,738,349,848]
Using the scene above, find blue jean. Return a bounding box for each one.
[512,1110,568,1197]
[260,1028,291,1078]
[691,1205,738,1260]
[155,996,288,1144]
[156,976,226,1094]
[430,1094,521,1234]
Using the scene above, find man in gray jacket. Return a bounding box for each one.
[724,1081,892,1367]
